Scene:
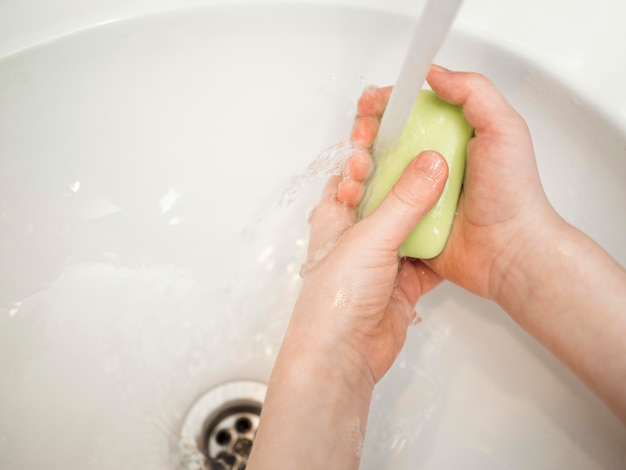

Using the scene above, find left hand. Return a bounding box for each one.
[288,86,449,384]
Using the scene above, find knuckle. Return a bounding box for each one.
[357,86,379,115]
[390,178,420,210]
[465,71,495,93]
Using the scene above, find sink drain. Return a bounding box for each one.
[180,381,267,470]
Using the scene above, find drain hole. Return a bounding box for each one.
[234,417,252,434]
[215,451,237,467]
[180,381,266,470]
[204,406,260,469]
[215,429,232,446]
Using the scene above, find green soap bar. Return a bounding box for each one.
[358,90,473,259]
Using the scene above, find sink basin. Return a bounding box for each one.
[1,1,625,469]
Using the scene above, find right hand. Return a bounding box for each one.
[423,66,562,300]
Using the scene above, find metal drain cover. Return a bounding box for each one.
[180,381,267,469]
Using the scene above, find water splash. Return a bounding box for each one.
[177,439,206,470]
[242,140,355,239]
[278,139,354,208]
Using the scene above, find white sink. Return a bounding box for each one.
[1,1,625,469]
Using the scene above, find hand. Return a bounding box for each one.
[249,88,451,469]
[346,66,561,302]
[288,86,449,384]
[424,66,562,299]
[343,67,626,425]
[425,67,626,424]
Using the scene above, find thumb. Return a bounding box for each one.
[359,151,448,251]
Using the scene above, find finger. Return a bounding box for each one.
[357,151,448,251]
[337,178,364,208]
[337,149,373,207]
[426,65,527,136]
[351,115,379,149]
[396,259,443,307]
[344,149,373,183]
[356,85,392,119]
[427,65,539,211]
[308,175,354,252]
[351,86,392,149]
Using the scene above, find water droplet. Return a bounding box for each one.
[159,188,181,214]
[167,216,183,226]
[257,246,274,264]
[69,180,81,194]
[63,180,81,198]
[8,301,22,317]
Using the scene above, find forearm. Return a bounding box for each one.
[248,321,374,469]
[494,215,626,423]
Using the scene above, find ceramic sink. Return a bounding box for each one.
[1,1,625,468]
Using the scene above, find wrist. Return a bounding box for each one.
[485,210,626,424]
[250,324,374,469]
[488,208,569,314]
[279,316,377,394]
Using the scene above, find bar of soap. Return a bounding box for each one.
[358,90,473,259]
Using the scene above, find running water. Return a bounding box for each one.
[373,0,463,157]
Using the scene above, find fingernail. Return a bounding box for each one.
[416,152,446,182]
[430,64,450,73]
